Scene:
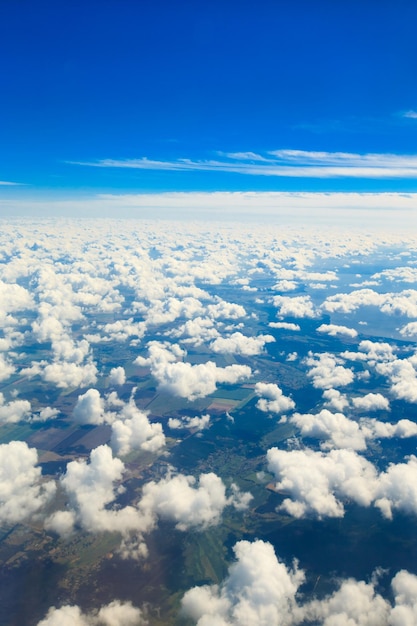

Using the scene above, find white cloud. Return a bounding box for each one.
[109,366,126,386]
[399,321,417,337]
[168,414,211,432]
[0,392,31,424]
[273,295,317,318]
[255,382,295,414]
[305,352,354,389]
[268,322,301,331]
[210,331,275,356]
[138,471,251,532]
[182,537,417,626]
[135,342,251,400]
[351,393,390,411]
[110,396,165,456]
[267,447,417,520]
[317,323,358,338]
[36,600,145,626]
[0,441,55,525]
[181,539,304,626]
[45,445,146,538]
[73,388,106,425]
[290,409,368,451]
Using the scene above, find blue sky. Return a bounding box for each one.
[2,1,417,214]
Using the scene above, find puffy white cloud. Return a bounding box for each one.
[168,414,211,432]
[399,321,417,338]
[351,393,390,411]
[40,359,98,389]
[374,455,417,520]
[210,332,275,356]
[390,570,417,626]
[266,447,378,518]
[110,397,165,456]
[0,392,31,424]
[181,540,417,626]
[255,382,295,414]
[290,409,368,451]
[273,280,298,291]
[317,323,358,338]
[108,366,126,386]
[322,289,384,314]
[267,447,417,520]
[322,288,417,319]
[0,441,55,524]
[305,352,354,389]
[135,342,251,400]
[45,445,145,537]
[273,295,317,318]
[301,578,391,626]
[268,322,301,331]
[181,539,304,626]
[37,600,145,626]
[0,353,15,382]
[138,471,251,531]
[73,388,106,425]
[322,389,350,412]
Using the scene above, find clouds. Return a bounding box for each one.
[273,295,317,319]
[135,342,251,400]
[0,441,55,525]
[210,331,275,356]
[305,352,354,390]
[317,323,358,338]
[37,601,145,626]
[139,471,251,532]
[46,445,251,557]
[110,395,165,456]
[255,382,295,414]
[72,150,417,179]
[267,447,417,520]
[45,445,144,537]
[181,539,304,626]
[182,538,417,626]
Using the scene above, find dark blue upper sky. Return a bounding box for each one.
[2,0,417,199]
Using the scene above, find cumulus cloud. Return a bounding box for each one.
[267,447,417,520]
[135,342,251,400]
[399,321,417,337]
[273,295,317,318]
[305,352,354,389]
[0,354,15,382]
[182,539,304,626]
[268,322,301,331]
[0,441,55,525]
[45,445,148,547]
[255,382,295,414]
[110,395,165,456]
[210,331,275,355]
[73,388,106,425]
[108,366,126,386]
[182,537,417,626]
[138,471,251,532]
[317,323,358,338]
[0,392,31,424]
[351,392,390,411]
[37,600,145,626]
[168,414,211,432]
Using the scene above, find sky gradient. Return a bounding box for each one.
[2,1,417,216]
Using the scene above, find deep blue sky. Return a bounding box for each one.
[2,0,417,202]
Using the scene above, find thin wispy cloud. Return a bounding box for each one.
[0,181,23,186]
[402,110,417,119]
[69,150,417,179]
